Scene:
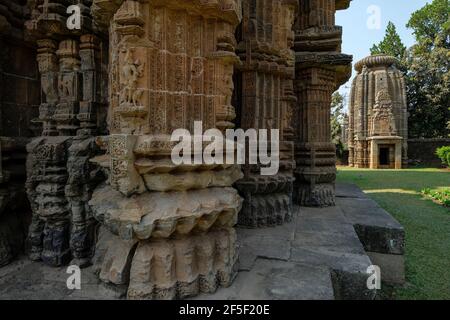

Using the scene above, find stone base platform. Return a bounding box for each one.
[0,184,404,300]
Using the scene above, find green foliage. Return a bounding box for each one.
[422,188,450,207]
[405,0,450,138]
[436,146,450,167]
[407,0,450,51]
[335,140,345,160]
[371,22,407,61]
[331,91,345,144]
[370,1,450,138]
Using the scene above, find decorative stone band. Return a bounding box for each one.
[295,52,353,87]
[354,55,398,73]
[237,192,293,228]
[294,26,343,52]
[235,173,294,228]
[92,0,242,33]
[89,185,242,241]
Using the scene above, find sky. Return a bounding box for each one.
[336,0,431,109]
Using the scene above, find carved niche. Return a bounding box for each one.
[371,90,397,137]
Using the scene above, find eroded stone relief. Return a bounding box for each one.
[0,0,355,300]
[24,0,108,266]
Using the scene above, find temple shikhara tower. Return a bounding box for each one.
[347,55,408,169]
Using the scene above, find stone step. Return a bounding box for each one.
[193,258,335,300]
[292,206,376,300]
[336,183,405,285]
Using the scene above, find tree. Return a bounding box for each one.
[405,0,450,138]
[331,91,347,160]
[370,1,450,138]
[371,22,407,61]
[407,0,450,51]
[331,92,345,144]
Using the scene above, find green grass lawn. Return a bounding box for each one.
[336,167,450,300]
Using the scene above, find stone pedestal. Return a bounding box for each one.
[89,0,243,299]
[91,186,241,299]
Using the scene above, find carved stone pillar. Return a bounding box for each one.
[25,0,108,267]
[89,0,243,299]
[234,0,297,228]
[293,0,352,207]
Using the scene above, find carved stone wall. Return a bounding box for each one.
[347,55,408,169]
[0,0,361,299]
[89,0,243,299]
[233,0,297,228]
[0,0,38,266]
[293,0,352,207]
[24,0,108,267]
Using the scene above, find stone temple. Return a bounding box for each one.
[347,55,408,169]
[0,0,406,300]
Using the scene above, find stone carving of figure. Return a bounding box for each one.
[58,75,73,98]
[371,90,397,136]
[119,49,144,106]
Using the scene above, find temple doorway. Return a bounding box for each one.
[379,147,390,166]
[369,138,403,169]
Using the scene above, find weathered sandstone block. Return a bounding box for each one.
[90,185,241,241]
